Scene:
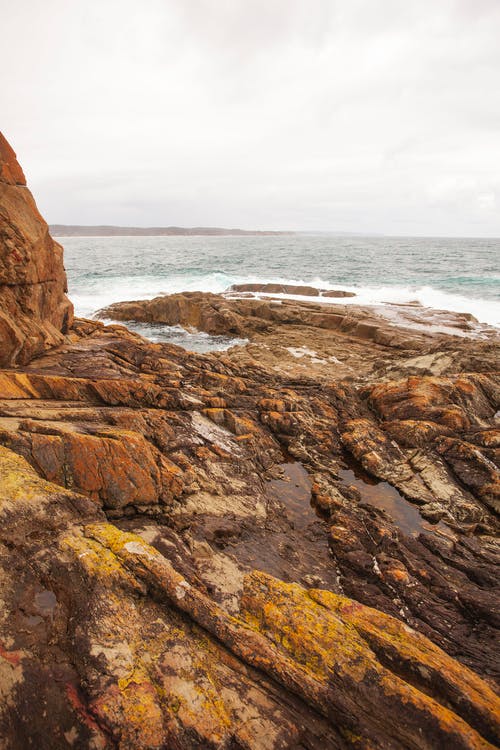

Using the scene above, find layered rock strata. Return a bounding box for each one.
[101,288,494,346]
[0,133,499,749]
[0,133,73,366]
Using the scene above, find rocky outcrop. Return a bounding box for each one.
[0,134,499,748]
[228,282,356,297]
[100,290,494,348]
[1,424,499,749]
[0,133,73,366]
[100,289,499,384]
[0,325,499,749]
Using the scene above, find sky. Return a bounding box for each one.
[1,0,499,235]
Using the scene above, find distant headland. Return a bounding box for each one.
[50,224,292,237]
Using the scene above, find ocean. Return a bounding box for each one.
[62,234,500,351]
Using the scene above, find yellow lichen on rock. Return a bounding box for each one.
[241,572,500,749]
[309,587,500,744]
[0,443,65,507]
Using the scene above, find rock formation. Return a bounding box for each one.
[100,288,493,343]
[227,282,356,297]
[0,133,73,366]
[0,133,499,749]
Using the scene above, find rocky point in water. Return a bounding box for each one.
[0,132,499,749]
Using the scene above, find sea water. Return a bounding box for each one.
[61,234,499,351]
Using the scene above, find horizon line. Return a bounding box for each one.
[49,224,500,240]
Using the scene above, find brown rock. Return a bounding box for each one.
[0,132,73,366]
[1,134,499,749]
[228,282,356,297]
[0,132,26,185]
[437,436,500,514]
[321,289,356,297]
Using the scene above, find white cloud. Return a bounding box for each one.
[1,0,499,235]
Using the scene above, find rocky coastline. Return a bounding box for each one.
[1,133,499,749]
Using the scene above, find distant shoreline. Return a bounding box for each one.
[50,224,293,237]
[50,226,500,239]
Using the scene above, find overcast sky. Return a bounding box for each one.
[1,0,499,235]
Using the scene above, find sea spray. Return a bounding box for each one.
[64,234,500,331]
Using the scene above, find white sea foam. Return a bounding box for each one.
[249,282,500,328]
[70,272,233,319]
[71,272,499,329]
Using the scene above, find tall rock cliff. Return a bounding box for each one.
[0,133,73,366]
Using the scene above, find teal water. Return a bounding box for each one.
[61,234,499,349]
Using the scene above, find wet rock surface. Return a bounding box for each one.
[0,133,499,748]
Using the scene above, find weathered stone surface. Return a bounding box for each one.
[100,289,499,383]
[1,447,498,749]
[0,134,499,748]
[0,290,498,742]
[100,290,495,346]
[0,132,73,366]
